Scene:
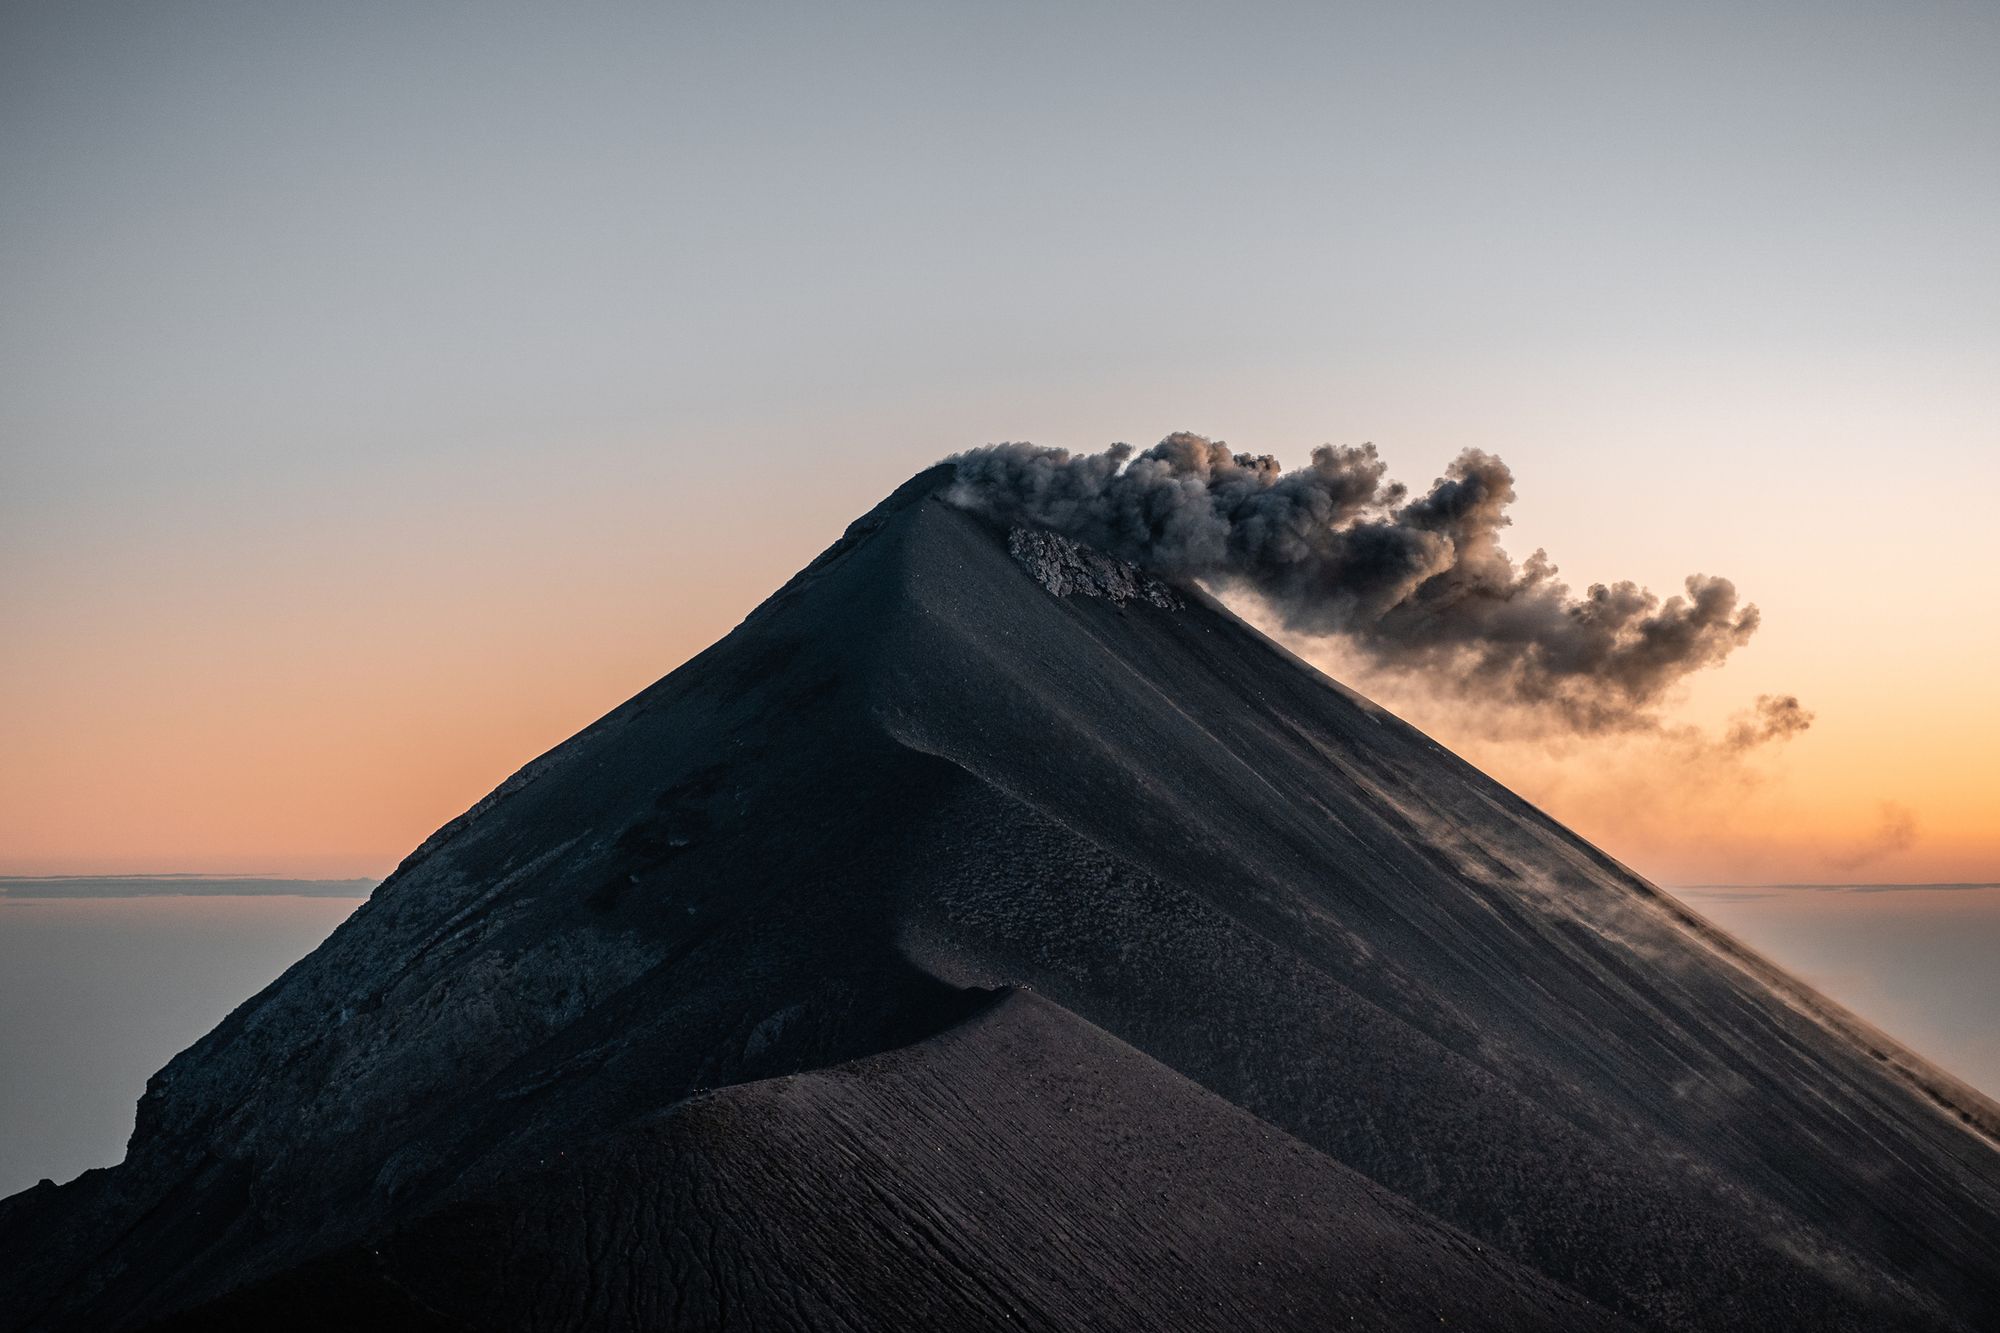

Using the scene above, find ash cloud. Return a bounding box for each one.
[1726,695,1815,751]
[950,434,1793,736]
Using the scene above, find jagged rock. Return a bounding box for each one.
[1008,526,1182,608]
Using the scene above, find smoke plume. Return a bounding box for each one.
[1725,695,1816,751]
[950,434,1785,735]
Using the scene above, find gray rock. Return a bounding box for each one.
[1008,525,1183,608]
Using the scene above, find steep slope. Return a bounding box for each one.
[153,991,1633,1333]
[3,465,1997,1331]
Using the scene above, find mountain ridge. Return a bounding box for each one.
[4,466,1997,1331]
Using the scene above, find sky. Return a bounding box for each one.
[2,1,1996,885]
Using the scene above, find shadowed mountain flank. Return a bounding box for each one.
[4,465,1996,1331]
[151,992,1634,1333]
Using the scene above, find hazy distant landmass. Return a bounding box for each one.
[0,876,377,899]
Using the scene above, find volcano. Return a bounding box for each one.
[5,466,1997,1332]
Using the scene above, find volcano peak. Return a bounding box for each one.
[5,468,1997,1332]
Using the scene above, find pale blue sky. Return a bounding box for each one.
[8,2,1994,524]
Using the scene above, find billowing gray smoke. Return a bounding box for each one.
[949,434,1787,735]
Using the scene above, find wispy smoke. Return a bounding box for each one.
[1725,695,1815,751]
[1826,802,1920,873]
[950,434,1787,735]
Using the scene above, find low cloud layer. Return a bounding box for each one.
[950,434,1795,737]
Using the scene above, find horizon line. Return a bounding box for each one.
[1673,881,2000,893]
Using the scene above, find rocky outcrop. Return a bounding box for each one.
[1007,526,1182,608]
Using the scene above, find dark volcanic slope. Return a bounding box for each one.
[156,992,1631,1333]
[5,466,1998,1332]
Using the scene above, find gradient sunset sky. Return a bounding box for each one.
[3,2,1995,886]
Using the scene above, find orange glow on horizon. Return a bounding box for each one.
[3,454,1994,888]
[0,472,838,880]
[6,564,1996,887]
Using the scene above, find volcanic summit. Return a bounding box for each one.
[4,465,1997,1331]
